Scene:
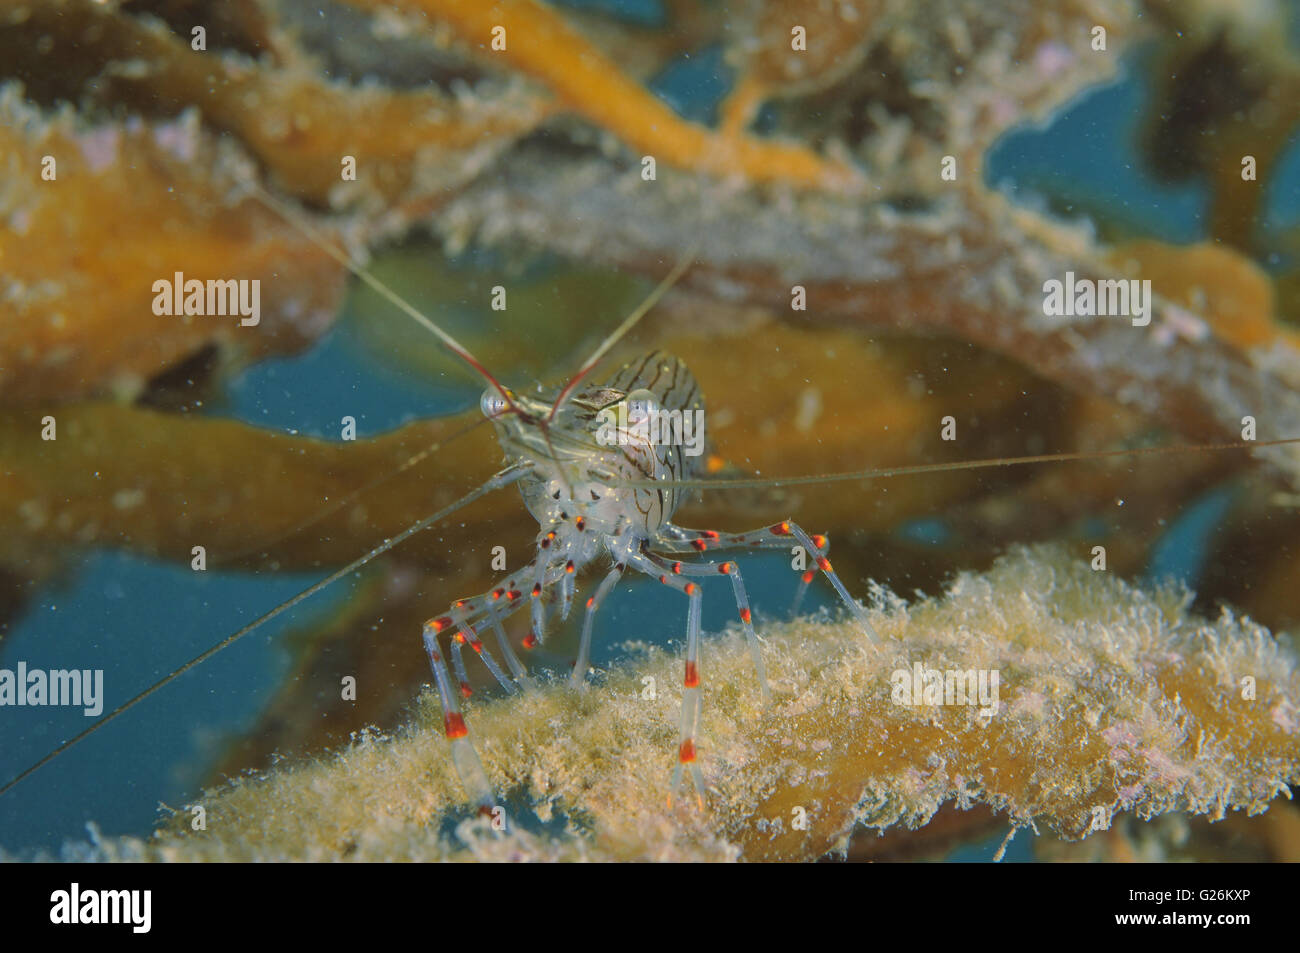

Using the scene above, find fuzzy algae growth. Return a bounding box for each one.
[89,547,1298,862]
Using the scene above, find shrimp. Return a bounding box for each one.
[427,347,877,809]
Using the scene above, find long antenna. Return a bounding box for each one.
[221,415,491,561]
[547,237,702,423]
[0,465,527,798]
[244,181,521,414]
[616,437,1300,490]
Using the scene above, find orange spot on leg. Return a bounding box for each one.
[444,712,468,739]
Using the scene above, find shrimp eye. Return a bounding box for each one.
[625,389,659,426]
[480,389,510,419]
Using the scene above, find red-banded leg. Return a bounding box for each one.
[484,590,534,688]
[436,560,568,678]
[529,557,550,641]
[570,563,626,687]
[529,528,559,641]
[559,559,577,620]
[419,566,551,806]
[422,617,493,810]
[642,552,769,705]
[789,534,824,618]
[441,595,522,696]
[627,551,706,807]
[661,521,877,644]
[450,623,516,698]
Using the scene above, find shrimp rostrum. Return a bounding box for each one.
[426,350,879,810]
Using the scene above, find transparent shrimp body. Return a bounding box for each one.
[425,351,875,810]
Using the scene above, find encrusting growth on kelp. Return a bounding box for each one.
[56,547,1299,863]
